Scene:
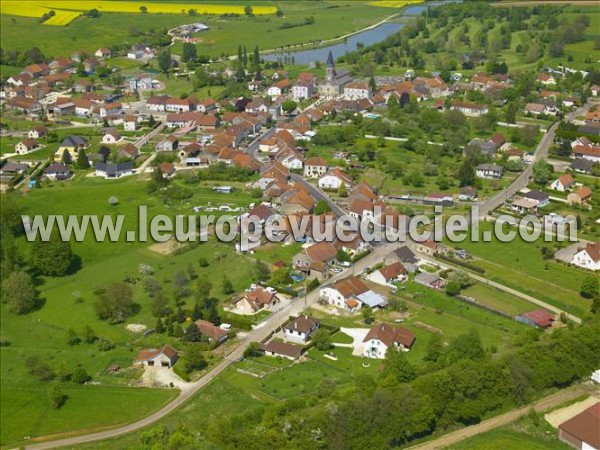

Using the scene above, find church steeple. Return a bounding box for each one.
[325,51,335,82]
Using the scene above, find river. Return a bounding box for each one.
[263,1,458,65]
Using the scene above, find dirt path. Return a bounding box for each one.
[407,385,588,450]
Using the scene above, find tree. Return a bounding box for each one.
[61,149,72,165]
[580,276,599,299]
[311,328,332,351]
[253,260,270,282]
[197,275,212,299]
[457,160,475,187]
[94,282,136,322]
[148,114,156,127]
[183,322,202,342]
[157,48,172,73]
[76,148,89,169]
[276,8,283,18]
[2,270,37,314]
[448,329,485,362]
[423,333,444,363]
[182,42,197,63]
[221,276,234,295]
[314,200,331,215]
[380,348,416,385]
[67,328,81,345]
[532,159,552,185]
[71,367,91,384]
[338,183,348,198]
[361,306,374,324]
[183,345,207,373]
[30,230,73,276]
[445,280,461,297]
[86,8,100,18]
[282,99,297,115]
[139,5,148,13]
[49,383,66,408]
[83,325,97,344]
[244,5,253,16]
[244,341,262,357]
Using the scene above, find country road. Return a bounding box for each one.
[24,244,395,450]
[408,385,593,450]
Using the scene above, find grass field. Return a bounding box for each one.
[443,222,593,319]
[0,1,395,58]
[0,1,276,27]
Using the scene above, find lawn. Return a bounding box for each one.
[461,283,537,316]
[443,222,593,319]
[253,242,303,265]
[446,426,570,450]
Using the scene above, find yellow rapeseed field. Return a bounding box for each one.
[370,0,422,8]
[0,0,276,26]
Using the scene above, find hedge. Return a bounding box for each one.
[436,254,486,274]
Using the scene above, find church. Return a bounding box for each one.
[318,51,353,97]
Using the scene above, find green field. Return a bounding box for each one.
[446,424,570,450]
[0,1,394,59]
[444,222,593,319]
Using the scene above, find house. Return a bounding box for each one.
[476,164,503,179]
[362,323,415,359]
[318,51,353,97]
[55,135,89,161]
[158,162,176,179]
[549,174,575,192]
[234,288,280,314]
[414,272,445,289]
[1,162,29,175]
[118,143,139,160]
[537,72,556,85]
[367,261,407,286]
[123,115,139,131]
[95,47,112,59]
[101,129,122,144]
[146,95,170,111]
[523,190,550,208]
[343,81,372,100]
[459,186,478,201]
[292,79,314,101]
[558,402,600,450]
[320,277,387,311]
[15,139,40,155]
[44,163,72,180]
[95,162,135,179]
[412,239,443,256]
[567,186,593,205]
[524,103,547,115]
[515,310,555,328]
[304,157,328,178]
[571,242,600,271]
[260,341,303,360]
[335,234,372,258]
[570,158,594,174]
[194,319,228,344]
[293,241,338,271]
[572,145,600,163]
[135,345,178,368]
[28,125,49,139]
[99,102,122,118]
[156,136,179,152]
[283,315,320,344]
[267,79,291,97]
[511,197,538,214]
[318,167,353,190]
[394,246,418,265]
[489,132,506,149]
[451,101,489,117]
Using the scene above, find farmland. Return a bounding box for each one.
[1,1,277,26]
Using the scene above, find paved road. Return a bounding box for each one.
[408,385,589,450]
[290,173,346,217]
[135,123,166,149]
[24,244,394,450]
[475,101,597,219]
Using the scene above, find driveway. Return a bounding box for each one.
[339,327,370,356]
[141,366,190,390]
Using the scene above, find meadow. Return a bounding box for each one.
[0,174,267,445]
[0,1,396,58]
[443,221,593,319]
[1,1,277,26]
